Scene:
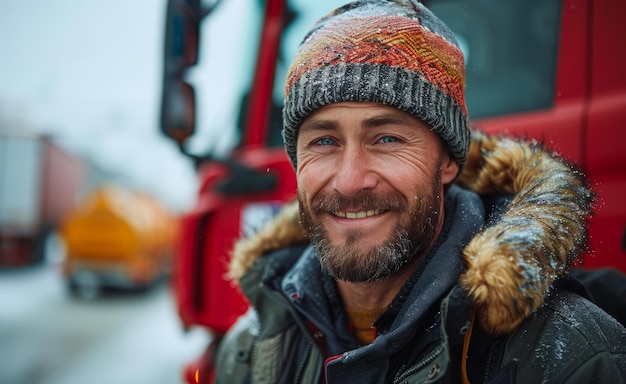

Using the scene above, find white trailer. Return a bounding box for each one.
[0,131,85,266]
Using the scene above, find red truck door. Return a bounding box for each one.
[582,0,626,271]
[432,0,626,272]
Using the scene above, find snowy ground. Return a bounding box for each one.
[0,262,211,384]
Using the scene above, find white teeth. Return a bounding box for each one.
[334,210,382,219]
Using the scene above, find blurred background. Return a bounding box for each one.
[1,0,625,383]
[0,0,197,211]
[0,1,207,383]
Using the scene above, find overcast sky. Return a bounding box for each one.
[0,0,199,211]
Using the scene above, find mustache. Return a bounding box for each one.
[310,190,407,213]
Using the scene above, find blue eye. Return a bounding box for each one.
[316,137,336,146]
[379,136,398,144]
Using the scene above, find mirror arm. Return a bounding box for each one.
[176,141,277,195]
[176,141,213,168]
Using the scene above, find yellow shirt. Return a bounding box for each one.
[345,307,386,346]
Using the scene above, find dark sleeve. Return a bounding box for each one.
[569,268,626,326]
[214,309,257,384]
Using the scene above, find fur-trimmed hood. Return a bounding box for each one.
[228,131,594,335]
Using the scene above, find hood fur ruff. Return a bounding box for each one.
[228,131,594,335]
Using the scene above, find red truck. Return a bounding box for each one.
[159,0,626,382]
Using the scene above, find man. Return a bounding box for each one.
[215,0,626,382]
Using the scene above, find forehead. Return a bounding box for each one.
[301,102,430,130]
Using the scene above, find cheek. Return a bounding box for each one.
[374,155,429,185]
[392,150,434,171]
[296,160,329,197]
[375,156,441,202]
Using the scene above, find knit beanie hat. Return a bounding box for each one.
[282,0,469,170]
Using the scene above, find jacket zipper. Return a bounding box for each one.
[393,345,444,384]
[295,341,313,382]
[482,339,503,384]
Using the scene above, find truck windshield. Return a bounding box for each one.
[211,0,560,151]
[429,0,561,119]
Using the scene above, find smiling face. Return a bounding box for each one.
[296,102,459,282]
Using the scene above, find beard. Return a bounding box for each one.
[298,168,443,283]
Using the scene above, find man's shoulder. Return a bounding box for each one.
[540,289,626,346]
[499,289,626,383]
[512,289,626,355]
[214,309,259,383]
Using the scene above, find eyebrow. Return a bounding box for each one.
[300,113,417,133]
[362,115,415,129]
[300,119,338,133]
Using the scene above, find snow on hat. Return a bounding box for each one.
[282,0,469,170]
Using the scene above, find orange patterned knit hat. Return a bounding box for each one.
[282,0,469,170]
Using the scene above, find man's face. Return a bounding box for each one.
[296,102,459,282]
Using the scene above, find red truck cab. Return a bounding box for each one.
[160,0,626,382]
[454,0,626,272]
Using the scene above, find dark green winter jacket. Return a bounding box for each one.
[215,133,626,383]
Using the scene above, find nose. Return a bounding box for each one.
[331,145,377,196]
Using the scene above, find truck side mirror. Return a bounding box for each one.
[161,79,196,145]
[160,0,207,145]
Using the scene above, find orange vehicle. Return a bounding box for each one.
[61,185,178,298]
[159,0,626,381]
